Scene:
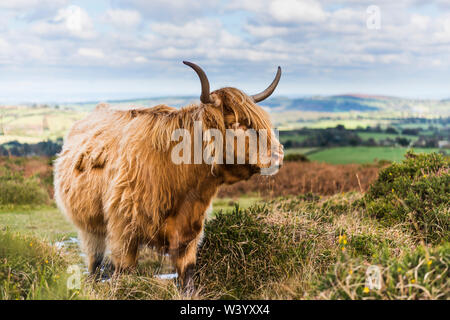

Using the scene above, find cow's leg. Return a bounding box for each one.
[79,230,107,277]
[173,236,201,294]
[109,232,139,273]
[165,199,208,294]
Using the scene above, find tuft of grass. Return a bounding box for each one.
[0,230,76,300]
[316,243,450,300]
[87,273,181,300]
[362,152,449,243]
[196,204,308,299]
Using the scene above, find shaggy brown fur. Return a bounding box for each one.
[54,87,283,290]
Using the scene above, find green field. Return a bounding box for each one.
[307,147,442,164]
[0,206,76,242]
[0,106,86,143]
[284,147,319,155]
[212,196,261,215]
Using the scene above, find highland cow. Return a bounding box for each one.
[54,61,283,291]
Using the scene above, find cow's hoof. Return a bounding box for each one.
[181,282,195,297]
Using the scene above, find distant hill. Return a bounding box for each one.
[263,94,450,115]
[55,94,450,116]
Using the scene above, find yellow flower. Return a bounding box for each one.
[348,270,353,275]
[392,188,395,192]
[343,239,347,245]
[410,279,416,284]
[389,172,392,176]
[45,260,49,264]
[423,174,427,178]
[341,247,346,252]
[427,260,432,266]
[397,267,402,272]
[29,242,33,247]
[363,287,370,294]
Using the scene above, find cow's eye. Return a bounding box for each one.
[231,123,248,130]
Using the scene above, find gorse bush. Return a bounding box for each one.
[0,179,49,206]
[0,230,72,299]
[195,195,423,299]
[0,164,49,206]
[317,243,449,300]
[363,152,449,243]
[283,153,309,162]
[196,204,307,299]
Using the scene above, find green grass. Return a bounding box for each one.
[212,196,261,216]
[308,147,442,164]
[284,147,318,155]
[0,206,76,242]
[0,230,78,300]
[1,106,86,143]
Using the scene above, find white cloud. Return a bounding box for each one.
[0,37,9,50]
[1,0,450,101]
[134,56,148,63]
[244,24,290,38]
[0,0,67,10]
[103,9,142,29]
[77,48,105,59]
[410,14,431,30]
[31,5,95,39]
[114,0,220,21]
[269,0,327,23]
[55,5,95,38]
[151,19,219,39]
[433,14,450,43]
[225,0,266,12]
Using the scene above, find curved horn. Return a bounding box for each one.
[183,61,212,104]
[251,66,282,103]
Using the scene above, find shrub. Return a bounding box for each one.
[362,152,449,243]
[0,164,49,206]
[196,204,308,299]
[0,231,72,299]
[316,243,449,300]
[283,153,309,162]
[0,178,49,206]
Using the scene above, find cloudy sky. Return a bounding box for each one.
[0,0,449,103]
